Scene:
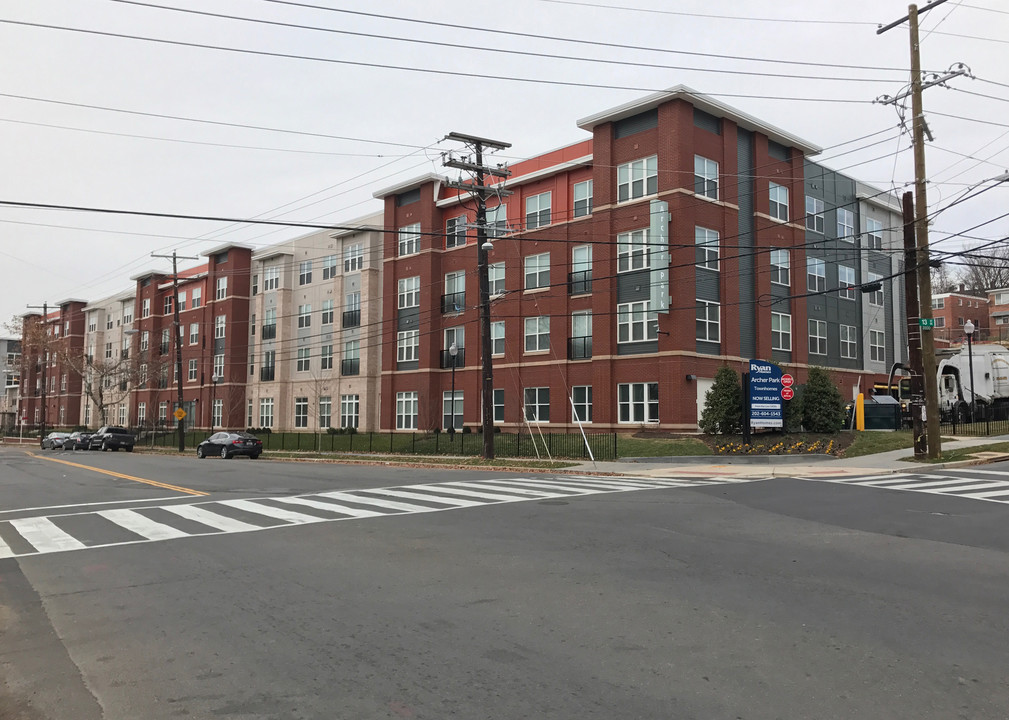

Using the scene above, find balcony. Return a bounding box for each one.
[568,336,593,360]
[568,270,592,295]
[159,343,169,356]
[439,347,466,369]
[261,324,277,340]
[341,358,360,376]
[260,366,275,382]
[441,291,466,314]
[342,309,361,328]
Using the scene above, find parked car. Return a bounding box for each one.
[62,431,94,451]
[196,432,263,459]
[87,426,136,452]
[41,432,70,450]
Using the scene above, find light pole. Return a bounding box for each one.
[964,319,976,422]
[211,373,222,429]
[448,341,458,440]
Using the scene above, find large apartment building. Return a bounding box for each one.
[80,289,137,428]
[1,337,21,431]
[19,300,88,430]
[245,214,384,432]
[376,86,906,432]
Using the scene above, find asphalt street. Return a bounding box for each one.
[1,446,1008,719]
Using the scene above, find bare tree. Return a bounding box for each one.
[951,244,1009,294]
[930,261,959,295]
[61,347,171,428]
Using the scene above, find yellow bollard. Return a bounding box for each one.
[855,393,865,431]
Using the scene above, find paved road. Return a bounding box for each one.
[2,447,1008,719]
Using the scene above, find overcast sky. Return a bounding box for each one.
[1,0,1007,330]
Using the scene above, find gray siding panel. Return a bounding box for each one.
[614,109,658,139]
[737,129,756,358]
[693,108,721,135]
[397,307,419,331]
[695,268,720,301]
[617,270,651,303]
[617,341,658,355]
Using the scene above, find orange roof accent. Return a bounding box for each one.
[441,139,593,200]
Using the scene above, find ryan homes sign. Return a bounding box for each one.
[747,359,784,429]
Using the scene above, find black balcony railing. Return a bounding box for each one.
[121,349,129,359]
[260,366,275,381]
[440,347,465,369]
[262,324,277,340]
[119,381,128,391]
[341,358,360,376]
[159,343,169,355]
[441,291,466,314]
[568,336,593,360]
[568,270,592,295]
[342,309,361,328]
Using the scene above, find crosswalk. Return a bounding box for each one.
[813,468,1009,504]
[0,474,756,559]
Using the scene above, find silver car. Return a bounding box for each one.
[41,432,71,450]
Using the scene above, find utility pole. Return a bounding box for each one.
[26,301,49,446]
[878,0,965,459]
[901,192,927,458]
[152,251,199,452]
[443,132,511,460]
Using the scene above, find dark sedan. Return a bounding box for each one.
[62,431,94,451]
[196,432,263,459]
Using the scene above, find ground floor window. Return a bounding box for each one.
[340,394,359,429]
[523,387,550,422]
[618,382,659,423]
[259,398,274,428]
[493,388,504,423]
[136,402,145,426]
[442,391,463,430]
[212,399,223,427]
[294,397,308,428]
[319,396,332,429]
[396,392,418,429]
[571,386,592,423]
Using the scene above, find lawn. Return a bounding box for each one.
[903,441,1009,464]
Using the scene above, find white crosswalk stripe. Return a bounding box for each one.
[809,469,1009,504]
[0,474,754,559]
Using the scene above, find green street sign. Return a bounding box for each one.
[919,318,936,328]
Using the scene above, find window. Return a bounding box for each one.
[770,249,790,286]
[321,254,337,279]
[122,306,132,324]
[188,359,198,381]
[870,329,886,363]
[867,272,884,306]
[159,401,168,424]
[216,276,227,300]
[617,229,650,272]
[444,327,464,361]
[321,344,333,370]
[397,330,420,362]
[491,321,505,356]
[396,392,418,429]
[769,182,789,221]
[294,397,308,428]
[840,324,857,359]
[570,244,592,295]
[493,389,504,423]
[398,276,420,309]
[446,216,467,249]
[837,207,855,242]
[213,353,224,378]
[570,311,592,360]
[808,319,827,355]
[524,253,550,289]
[299,260,312,285]
[695,227,719,270]
[263,266,280,291]
[489,262,505,296]
[263,308,277,339]
[442,391,464,431]
[807,257,826,293]
[696,300,720,342]
[617,156,658,202]
[142,298,150,318]
[191,287,202,308]
[161,329,171,354]
[935,316,946,328]
[106,342,113,359]
[957,317,964,327]
[261,350,275,381]
[297,348,310,372]
[805,196,824,233]
[322,300,334,325]
[866,218,883,250]
[344,244,363,272]
[525,192,551,229]
[771,312,791,351]
[443,271,466,313]
[398,223,421,256]
[343,292,361,327]
[838,265,856,300]
[178,291,187,311]
[342,340,360,376]
[618,382,659,423]
[524,317,550,352]
[252,274,259,296]
[298,304,312,328]
[340,394,360,429]
[996,292,1009,305]
[523,387,550,422]
[87,315,97,333]
[212,399,222,428]
[319,396,332,429]
[248,400,253,427]
[139,363,148,387]
[137,402,146,426]
[259,398,274,428]
[617,301,658,343]
[694,156,718,199]
[932,297,945,309]
[573,180,593,217]
[571,386,592,423]
[215,315,226,339]
[61,374,67,392]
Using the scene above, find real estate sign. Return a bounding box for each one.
[749,359,784,428]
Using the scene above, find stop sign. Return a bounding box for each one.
[781,387,795,401]
[781,374,794,388]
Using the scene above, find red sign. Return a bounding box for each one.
[781,374,794,388]
[781,387,795,401]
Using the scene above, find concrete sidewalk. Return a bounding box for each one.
[564,434,1009,479]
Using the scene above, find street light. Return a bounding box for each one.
[964,319,976,423]
[448,341,458,440]
[211,373,222,429]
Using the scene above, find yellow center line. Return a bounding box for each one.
[26,451,208,496]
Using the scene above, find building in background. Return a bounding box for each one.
[80,289,137,428]
[986,287,1009,343]
[1,337,21,431]
[18,300,87,430]
[930,289,989,348]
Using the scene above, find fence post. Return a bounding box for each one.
[412,432,416,454]
[369,432,373,452]
[435,431,439,454]
[613,432,617,460]
[516,430,521,456]
[390,432,393,453]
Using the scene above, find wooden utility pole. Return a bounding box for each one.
[901,192,927,457]
[25,301,49,445]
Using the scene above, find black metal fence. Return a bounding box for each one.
[939,403,1009,437]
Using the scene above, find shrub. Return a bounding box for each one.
[801,366,846,433]
[699,365,742,434]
